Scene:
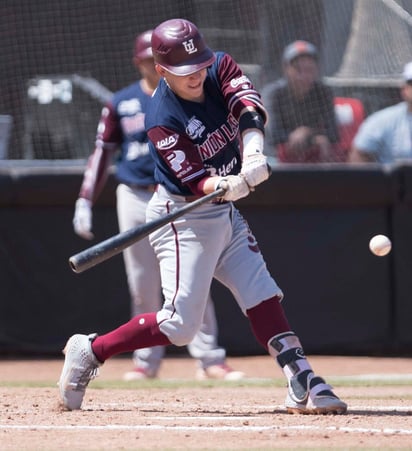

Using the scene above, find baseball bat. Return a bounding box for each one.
[69,187,225,274]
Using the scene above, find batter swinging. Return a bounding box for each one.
[58,18,347,415]
[72,29,243,382]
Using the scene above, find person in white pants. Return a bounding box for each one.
[72,29,244,381]
[60,18,346,416]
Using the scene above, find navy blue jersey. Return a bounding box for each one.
[103,80,155,185]
[145,51,266,196]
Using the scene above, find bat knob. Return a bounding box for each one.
[69,256,81,273]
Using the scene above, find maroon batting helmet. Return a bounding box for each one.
[151,18,215,76]
[134,30,153,63]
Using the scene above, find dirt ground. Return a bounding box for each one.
[1,354,412,450]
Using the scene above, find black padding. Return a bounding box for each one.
[238,111,265,134]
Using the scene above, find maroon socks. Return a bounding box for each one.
[246,296,291,350]
[91,312,171,362]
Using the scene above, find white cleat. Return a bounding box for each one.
[58,333,100,410]
[285,372,347,415]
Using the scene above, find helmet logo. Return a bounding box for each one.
[182,39,197,55]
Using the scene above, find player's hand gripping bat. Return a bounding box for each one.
[69,187,225,273]
[69,164,271,274]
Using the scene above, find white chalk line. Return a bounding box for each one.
[1,404,412,435]
[3,402,411,417]
[90,401,412,413]
[338,373,412,382]
[1,422,412,435]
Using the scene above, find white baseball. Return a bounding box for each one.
[369,234,392,257]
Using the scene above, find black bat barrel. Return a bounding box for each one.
[69,188,225,273]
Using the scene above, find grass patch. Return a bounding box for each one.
[2,374,412,389]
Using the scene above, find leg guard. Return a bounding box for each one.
[268,331,313,403]
[268,331,347,414]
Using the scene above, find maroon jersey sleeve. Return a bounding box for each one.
[216,53,267,123]
[78,103,120,203]
[147,126,207,185]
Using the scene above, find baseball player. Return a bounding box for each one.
[72,29,244,381]
[59,19,347,415]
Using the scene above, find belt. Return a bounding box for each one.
[155,185,227,204]
[184,195,228,204]
[126,183,157,192]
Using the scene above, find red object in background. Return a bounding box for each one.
[333,96,365,158]
[277,96,365,163]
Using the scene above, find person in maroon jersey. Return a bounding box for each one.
[59,18,347,416]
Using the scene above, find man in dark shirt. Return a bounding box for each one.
[262,40,341,163]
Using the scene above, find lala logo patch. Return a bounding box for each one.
[156,134,178,150]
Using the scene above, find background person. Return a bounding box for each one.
[60,18,347,415]
[349,61,412,163]
[72,29,244,382]
[262,40,341,163]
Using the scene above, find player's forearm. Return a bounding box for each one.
[79,146,114,203]
[192,176,223,195]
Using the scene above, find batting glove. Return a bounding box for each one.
[241,130,270,188]
[215,175,250,202]
[241,154,270,188]
[73,198,94,240]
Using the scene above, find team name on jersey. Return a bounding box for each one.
[121,113,145,134]
[126,142,150,161]
[206,155,238,177]
[118,98,142,115]
[197,113,238,160]
[118,98,145,135]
